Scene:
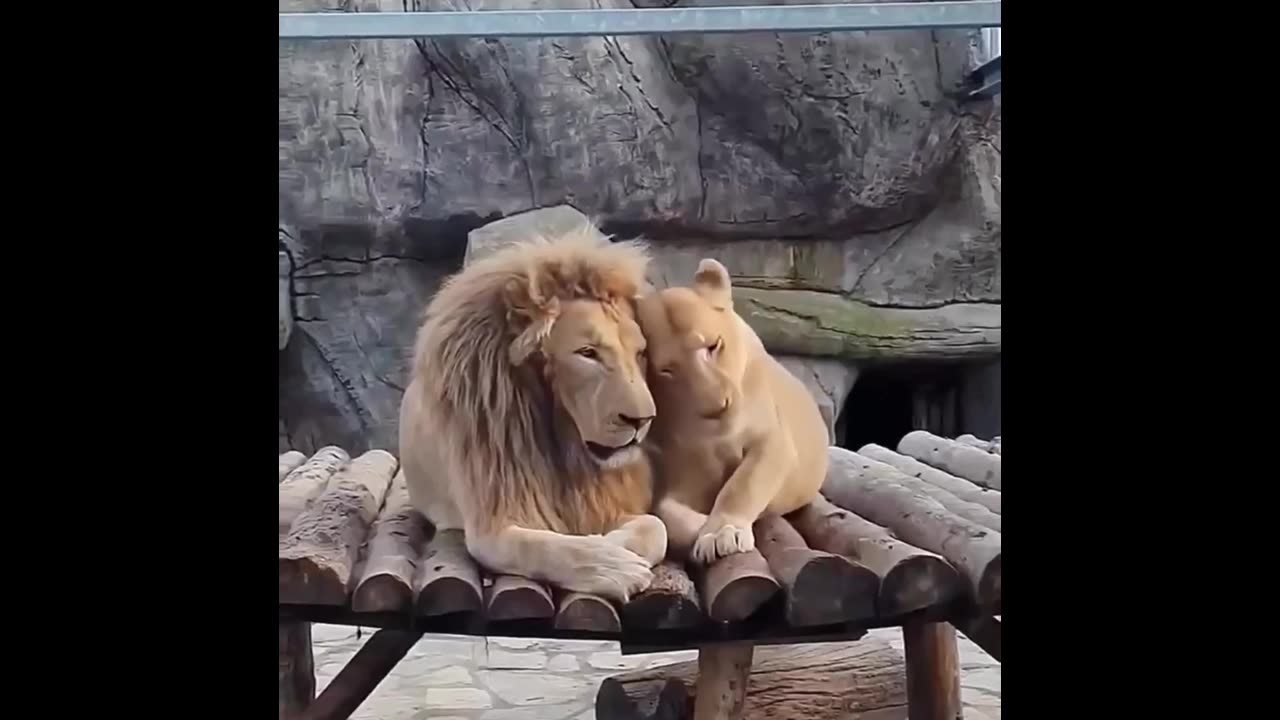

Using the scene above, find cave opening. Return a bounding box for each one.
[836,360,1000,451]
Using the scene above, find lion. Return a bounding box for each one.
[398,229,668,603]
[636,258,829,566]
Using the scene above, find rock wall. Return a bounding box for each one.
[278,0,1001,454]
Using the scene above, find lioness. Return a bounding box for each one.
[399,232,668,603]
[636,259,828,565]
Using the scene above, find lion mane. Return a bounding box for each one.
[406,229,654,537]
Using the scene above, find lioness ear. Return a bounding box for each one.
[693,258,732,310]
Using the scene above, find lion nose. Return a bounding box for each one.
[618,413,654,431]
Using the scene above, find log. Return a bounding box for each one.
[279,621,315,719]
[790,495,960,617]
[597,677,690,720]
[698,550,781,623]
[279,450,399,605]
[822,447,1000,612]
[955,434,992,452]
[597,638,908,720]
[752,515,878,626]
[279,446,350,534]
[351,471,430,613]
[849,450,1001,532]
[415,528,483,616]
[279,450,307,483]
[902,621,961,720]
[556,592,622,632]
[694,642,754,720]
[485,575,555,621]
[622,561,702,630]
[734,287,1001,362]
[898,430,1002,490]
[860,443,1000,514]
[297,629,423,720]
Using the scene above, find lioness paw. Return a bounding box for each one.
[561,538,654,604]
[690,523,754,565]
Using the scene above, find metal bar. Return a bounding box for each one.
[965,55,1001,99]
[280,3,1000,40]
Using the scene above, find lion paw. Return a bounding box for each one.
[690,522,755,566]
[559,538,654,604]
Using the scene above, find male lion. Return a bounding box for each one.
[637,259,828,566]
[398,231,667,603]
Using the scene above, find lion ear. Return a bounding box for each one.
[504,275,560,365]
[693,258,732,310]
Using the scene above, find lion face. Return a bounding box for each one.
[636,259,749,427]
[536,298,656,470]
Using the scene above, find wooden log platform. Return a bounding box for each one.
[279,433,1001,719]
[278,437,1002,637]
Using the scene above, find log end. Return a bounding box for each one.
[623,561,702,630]
[556,593,622,632]
[879,554,962,618]
[351,574,413,614]
[702,551,781,623]
[417,575,485,617]
[486,576,555,621]
[597,676,691,720]
[786,553,880,627]
[622,590,703,630]
[279,557,346,606]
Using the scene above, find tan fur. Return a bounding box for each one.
[637,259,829,565]
[399,228,667,602]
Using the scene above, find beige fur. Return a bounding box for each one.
[399,229,668,603]
[637,259,829,565]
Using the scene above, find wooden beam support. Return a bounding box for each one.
[351,471,430,613]
[898,430,1001,490]
[556,591,622,632]
[486,575,555,621]
[415,528,483,616]
[280,450,307,482]
[859,444,1000,515]
[280,450,399,605]
[297,629,423,720]
[954,614,1001,662]
[698,551,780,623]
[822,447,1000,612]
[279,621,315,719]
[790,495,961,617]
[622,561,703,630]
[902,621,961,720]
[753,514,879,626]
[693,641,754,720]
[279,447,351,534]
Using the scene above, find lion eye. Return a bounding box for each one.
[575,347,599,360]
[710,337,724,354]
[658,367,674,378]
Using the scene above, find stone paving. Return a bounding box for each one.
[311,624,1000,720]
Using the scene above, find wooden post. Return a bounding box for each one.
[298,629,423,720]
[693,641,754,720]
[902,621,962,720]
[279,621,315,719]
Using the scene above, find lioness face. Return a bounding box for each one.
[543,298,656,469]
[636,259,748,426]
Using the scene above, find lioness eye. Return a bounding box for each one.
[710,337,724,354]
[575,347,599,360]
